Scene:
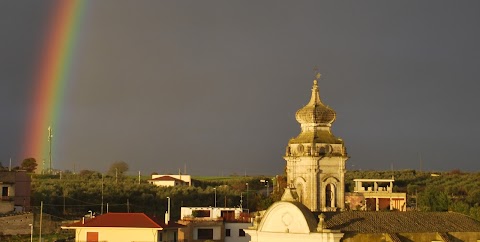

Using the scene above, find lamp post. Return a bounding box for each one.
[214,188,217,207]
[266,180,269,196]
[29,224,33,242]
[88,210,93,218]
[246,183,249,211]
[167,197,171,223]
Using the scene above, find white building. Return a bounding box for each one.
[178,207,251,242]
[148,174,191,187]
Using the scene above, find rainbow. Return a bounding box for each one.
[21,1,86,170]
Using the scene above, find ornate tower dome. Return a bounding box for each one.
[284,71,347,212]
[295,75,336,126]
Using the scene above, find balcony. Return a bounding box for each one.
[0,196,13,201]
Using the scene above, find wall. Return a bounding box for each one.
[73,227,159,242]
[225,223,251,242]
[0,213,33,235]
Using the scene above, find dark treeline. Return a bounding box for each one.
[31,172,279,221]
[31,169,480,222]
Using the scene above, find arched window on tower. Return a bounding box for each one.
[296,182,304,203]
[325,183,336,208]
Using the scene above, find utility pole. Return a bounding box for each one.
[214,188,217,207]
[246,183,249,212]
[240,193,243,209]
[39,201,43,242]
[48,126,53,174]
[101,174,104,214]
[166,197,171,224]
[115,168,118,184]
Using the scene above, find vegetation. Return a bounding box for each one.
[20,158,38,172]
[107,161,129,176]
[346,169,480,220]
[29,169,480,225]
[30,173,278,222]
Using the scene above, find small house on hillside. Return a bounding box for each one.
[61,213,182,242]
[148,174,191,187]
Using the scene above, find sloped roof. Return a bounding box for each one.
[64,213,181,229]
[321,211,480,233]
[148,175,184,182]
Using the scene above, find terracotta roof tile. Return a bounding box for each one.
[65,213,181,229]
[320,211,480,233]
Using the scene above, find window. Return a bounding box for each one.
[197,228,213,240]
[225,229,231,237]
[86,232,98,242]
[239,229,245,237]
[192,210,211,217]
[2,187,8,196]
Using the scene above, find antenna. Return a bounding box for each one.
[48,126,53,174]
[418,152,423,172]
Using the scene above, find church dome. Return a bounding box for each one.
[295,78,336,125]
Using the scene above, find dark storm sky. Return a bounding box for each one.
[1,1,480,175]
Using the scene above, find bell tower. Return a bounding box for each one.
[284,72,348,212]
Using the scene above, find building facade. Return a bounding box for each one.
[62,213,181,242]
[149,174,191,187]
[178,207,251,242]
[345,178,407,211]
[0,171,31,213]
[284,74,347,212]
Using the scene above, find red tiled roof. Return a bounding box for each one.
[65,213,179,229]
[321,211,480,233]
[148,176,184,182]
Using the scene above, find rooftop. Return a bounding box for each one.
[64,213,182,229]
[321,211,480,233]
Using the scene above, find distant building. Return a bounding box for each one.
[149,174,191,187]
[345,178,407,211]
[62,213,182,242]
[0,170,31,213]
[178,207,252,242]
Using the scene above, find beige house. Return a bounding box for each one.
[62,213,181,242]
[148,175,191,187]
[345,178,407,211]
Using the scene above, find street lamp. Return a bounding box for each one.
[88,210,93,218]
[266,180,269,196]
[246,183,249,211]
[166,197,171,224]
[213,188,217,207]
[29,224,33,242]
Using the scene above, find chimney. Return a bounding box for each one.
[165,211,169,224]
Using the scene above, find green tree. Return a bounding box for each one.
[418,187,449,212]
[21,157,38,172]
[108,161,129,175]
